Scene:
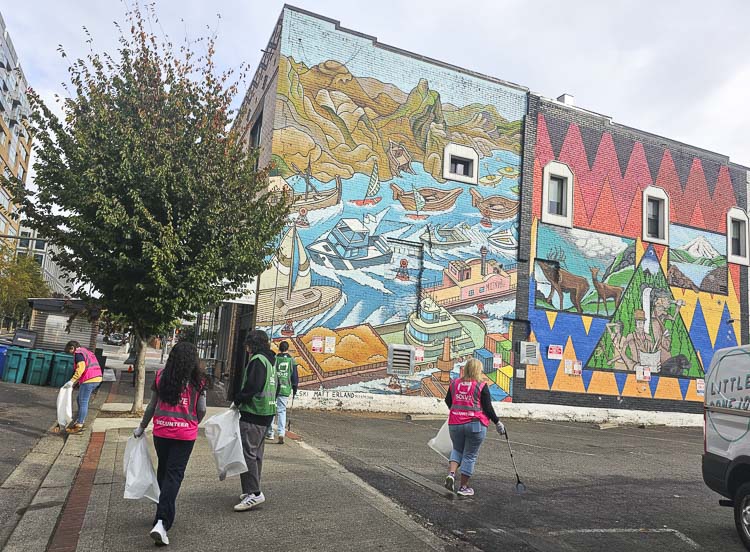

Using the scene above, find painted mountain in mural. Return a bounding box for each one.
[678,236,720,260]
[588,246,702,377]
[273,55,522,183]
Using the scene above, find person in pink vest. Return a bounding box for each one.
[133,341,207,546]
[62,341,103,434]
[443,358,505,497]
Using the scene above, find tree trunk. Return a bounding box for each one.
[130,333,148,415]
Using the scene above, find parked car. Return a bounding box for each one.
[106,333,126,346]
[702,345,750,550]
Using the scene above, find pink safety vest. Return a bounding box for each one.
[448,379,490,427]
[152,370,200,440]
[75,347,102,383]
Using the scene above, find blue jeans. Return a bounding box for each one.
[266,395,289,438]
[75,381,100,425]
[449,420,487,477]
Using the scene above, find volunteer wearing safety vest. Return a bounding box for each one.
[62,341,103,434]
[265,340,298,444]
[444,358,505,497]
[133,341,207,546]
[232,329,277,512]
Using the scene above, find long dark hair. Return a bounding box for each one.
[245,329,270,355]
[158,341,205,406]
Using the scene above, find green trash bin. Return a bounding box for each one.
[25,350,55,386]
[50,353,75,388]
[3,347,30,384]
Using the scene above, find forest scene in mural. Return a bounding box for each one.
[534,225,633,317]
[257,19,526,401]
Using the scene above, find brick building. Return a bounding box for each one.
[0,12,32,245]
[238,6,749,412]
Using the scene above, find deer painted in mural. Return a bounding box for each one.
[589,266,623,316]
[537,246,590,314]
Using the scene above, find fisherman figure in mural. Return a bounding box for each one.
[648,289,689,376]
[619,309,655,372]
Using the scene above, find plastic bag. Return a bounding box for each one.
[56,386,73,429]
[428,419,453,461]
[123,436,160,503]
[204,408,248,481]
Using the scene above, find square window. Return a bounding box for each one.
[728,209,749,265]
[647,197,664,239]
[449,156,473,178]
[33,253,43,266]
[34,239,45,250]
[548,176,567,217]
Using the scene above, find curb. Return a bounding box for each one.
[2,383,110,552]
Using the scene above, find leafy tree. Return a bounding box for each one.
[0,244,51,326]
[16,6,289,412]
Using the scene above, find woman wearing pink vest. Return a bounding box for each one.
[62,341,103,434]
[133,342,207,546]
[444,358,505,497]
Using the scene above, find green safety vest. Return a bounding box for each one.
[240,354,277,416]
[275,354,294,397]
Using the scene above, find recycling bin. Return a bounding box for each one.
[50,352,74,388]
[25,349,55,386]
[3,347,30,384]
[0,345,7,380]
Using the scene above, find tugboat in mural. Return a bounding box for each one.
[469,187,519,227]
[288,159,343,213]
[388,139,416,176]
[255,223,342,328]
[307,217,393,270]
[419,224,471,250]
[349,161,382,207]
[390,183,462,217]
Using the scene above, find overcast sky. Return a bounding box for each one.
[4,0,750,168]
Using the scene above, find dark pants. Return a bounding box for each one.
[153,436,195,531]
[239,421,266,495]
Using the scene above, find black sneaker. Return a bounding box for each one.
[278,436,285,444]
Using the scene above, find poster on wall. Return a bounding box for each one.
[493,354,502,370]
[548,345,563,360]
[564,359,573,375]
[636,366,652,382]
[697,379,705,396]
[415,347,425,362]
[573,360,582,376]
[324,336,336,354]
[311,337,323,353]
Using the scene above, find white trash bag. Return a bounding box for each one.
[56,386,73,430]
[123,436,160,503]
[204,408,248,481]
[428,419,453,461]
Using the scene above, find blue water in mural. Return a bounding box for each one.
[264,150,521,337]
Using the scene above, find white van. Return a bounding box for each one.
[703,345,750,550]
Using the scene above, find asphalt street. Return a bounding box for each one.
[0,381,58,485]
[294,411,743,552]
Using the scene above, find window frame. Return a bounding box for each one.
[727,207,750,265]
[541,161,574,227]
[642,186,669,246]
[442,143,478,185]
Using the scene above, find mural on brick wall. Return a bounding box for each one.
[525,112,743,404]
[254,10,526,400]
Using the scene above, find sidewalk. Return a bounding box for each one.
[73,428,453,551]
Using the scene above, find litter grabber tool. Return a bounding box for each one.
[504,431,527,494]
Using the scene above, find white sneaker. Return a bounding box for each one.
[234,492,265,512]
[150,520,169,545]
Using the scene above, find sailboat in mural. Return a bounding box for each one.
[349,161,382,207]
[254,224,342,328]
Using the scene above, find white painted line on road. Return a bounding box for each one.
[485,436,598,457]
[529,420,700,447]
[545,528,700,549]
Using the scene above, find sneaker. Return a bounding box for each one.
[234,492,266,512]
[239,493,248,501]
[457,486,474,497]
[444,473,455,492]
[150,520,169,545]
[278,436,284,445]
[66,424,84,435]
[265,434,274,441]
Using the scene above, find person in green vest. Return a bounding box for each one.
[265,340,299,444]
[232,330,277,512]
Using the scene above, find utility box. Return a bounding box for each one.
[27,298,98,352]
